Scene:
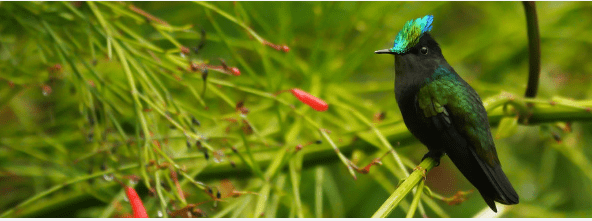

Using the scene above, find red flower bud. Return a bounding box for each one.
[230,67,241,76]
[125,186,149,218]
[281,45,290,53]
[290,88,328,111]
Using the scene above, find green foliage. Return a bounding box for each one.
[1,1,592,218]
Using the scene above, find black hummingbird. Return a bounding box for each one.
[374,15,518,212]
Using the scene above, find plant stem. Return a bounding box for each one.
[522,1,541,98]
[315,167,324,218]
[111,39,153,190]
[332,101,409,176]
[0,164,138,218]
[289,154,305,218]
[372,157,436,218]
[195,1,265,43]
[405,179,425,218]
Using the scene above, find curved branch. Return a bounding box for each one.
[522,1,541,98]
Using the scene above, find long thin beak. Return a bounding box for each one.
[374,49,394,54]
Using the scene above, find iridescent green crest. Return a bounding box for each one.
[390,15,434,54]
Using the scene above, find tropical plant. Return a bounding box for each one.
[2,1,592,218]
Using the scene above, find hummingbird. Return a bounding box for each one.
[374,15,518,212]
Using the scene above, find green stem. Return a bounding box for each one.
[372,157,436,218]
[319,127,358,180]
[0,164,138,218]
[315,167,324,218]
[254,182,271,218]
[154,170,169,218]
[332,101,409,176]
[204,7,264,87]
[405,179,425,218]
[195,1,265,43]
[240,131,267,180]
[289,154,305,218]
[87,2,113,59]
[522,1,541,98]
[111,38,153,190]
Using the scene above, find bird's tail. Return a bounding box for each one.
[470,147,519,209]
[445,143,519,212]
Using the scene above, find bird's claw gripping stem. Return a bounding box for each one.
[421,152,443,167]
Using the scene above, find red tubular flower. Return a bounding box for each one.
[290,88,329,112]
[125,186,149,218]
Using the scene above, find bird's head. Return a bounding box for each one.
[375,15,434,55]
[376,15,447,76]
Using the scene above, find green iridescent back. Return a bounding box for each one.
[417,66,499,167]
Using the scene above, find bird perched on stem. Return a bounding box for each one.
[375,15,518,212]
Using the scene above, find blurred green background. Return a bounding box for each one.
[2,1,592,218]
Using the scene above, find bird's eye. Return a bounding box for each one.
[420,47,428,55]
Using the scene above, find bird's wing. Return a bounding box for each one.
[417,75,500,167]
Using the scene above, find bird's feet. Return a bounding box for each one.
[421,151,444,167]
